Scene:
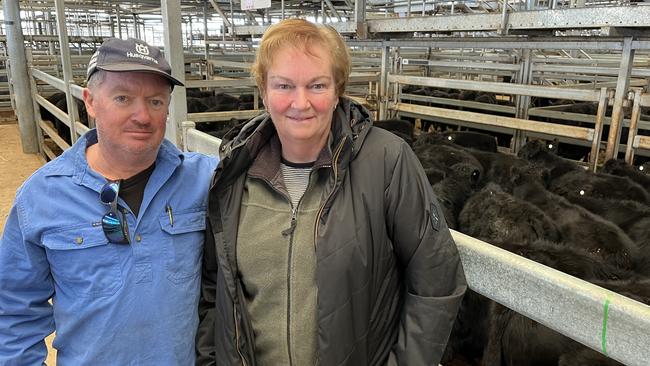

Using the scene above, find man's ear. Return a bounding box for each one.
[82,88,96,119]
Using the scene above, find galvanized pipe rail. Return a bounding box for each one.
[387,73,608,170]
[31,68,86,151]
[625,91,650,163]
[452,230,650,366]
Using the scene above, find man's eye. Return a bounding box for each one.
[114,96,129,103]
[151,99,164,107]
[276,84,291,90]
[312,83,326,90]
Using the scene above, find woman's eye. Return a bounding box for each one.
[312,83,326,90]
[150,99,165,107]
[114,96,129,103]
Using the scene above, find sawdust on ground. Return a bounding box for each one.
[0,123,57,365]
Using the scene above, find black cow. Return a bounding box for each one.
[558,348,624,366]
[458,183,561,245]
[550,169,650,206]
[432,168,476,230]
[441,130,498,152]
[414,134,484,186]
[602,159,650,192]
[512,177,638,271]
[373,119,414,146]
[203,92,241,112]
[186,97,210,113]
[39,92,88,145]
[517,139,583,181]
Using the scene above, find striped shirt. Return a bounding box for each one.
[280,159,313,210]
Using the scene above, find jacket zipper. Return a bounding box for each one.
[313,138,346,249]
[234,306,248,366]
[286,208,297,366]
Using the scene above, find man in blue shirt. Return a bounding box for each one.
[0,38,217,365]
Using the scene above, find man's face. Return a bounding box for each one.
[83,71,171,158]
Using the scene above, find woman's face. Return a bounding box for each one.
[263,44,339,161]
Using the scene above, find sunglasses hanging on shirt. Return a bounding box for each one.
[100,180,131,244]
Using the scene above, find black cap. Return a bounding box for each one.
[87,38,184,87]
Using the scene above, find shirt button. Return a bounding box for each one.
[75,237,83,245]
[135,234,142,242]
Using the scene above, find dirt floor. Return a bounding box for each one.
[0,123,57,364]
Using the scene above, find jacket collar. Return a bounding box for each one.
[220,97,373,170]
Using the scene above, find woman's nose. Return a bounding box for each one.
[291,88,310,110]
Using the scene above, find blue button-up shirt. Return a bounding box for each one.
[0,130,218,365]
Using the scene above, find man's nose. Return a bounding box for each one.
[131,99,152,123]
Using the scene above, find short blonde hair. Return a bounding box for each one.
[251,18,351,97]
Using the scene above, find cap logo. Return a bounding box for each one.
[135,43,150,55]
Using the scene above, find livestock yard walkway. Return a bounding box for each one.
[0,123,56,364]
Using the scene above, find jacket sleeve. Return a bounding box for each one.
[0,203,55,365]
[384,142,467,366]
[196,219,218,366]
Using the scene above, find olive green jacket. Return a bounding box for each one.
[196,97,467,366]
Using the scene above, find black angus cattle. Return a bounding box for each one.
[560,194,650,275]
[186,97,210,113]
[483,301,581,366]
[550,169,650,206]
[602,159,650,192]
[441,130,498,152]
[442,289,490,366]
[517,139,583,181]
[238,93,255,110]
[467,149,537,192]
[203,92,241,112]
[373,119,414,146]
[195,118,240,139]
[512,176,638,271]
[558,348,624,366]
[518,139,650,205]
[431,165,478,230]
[414,134,484,186]
[39,91,89,145]
[186,89,215,99]
[458,183,561,245]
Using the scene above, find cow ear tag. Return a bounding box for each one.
[430,203,441,231]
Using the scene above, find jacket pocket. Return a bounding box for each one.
[159,208,207,284]
[41,225,123,297]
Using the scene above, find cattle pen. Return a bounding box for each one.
[3,0,650,365]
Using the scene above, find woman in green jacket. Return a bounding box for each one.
[197,18,467,366]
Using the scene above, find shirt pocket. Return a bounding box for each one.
[159,208,207,284]
[41,225,123,298]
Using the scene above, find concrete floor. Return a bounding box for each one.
[0,124,56,364]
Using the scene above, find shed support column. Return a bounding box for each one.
[4,0,39,153]
[55,0,79,144]
[162,0,188,147]
[512,48,533,154]
[116,4,122,39]
[378,45,390,121]
[355,0,368,39]
[605,37,634,161]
